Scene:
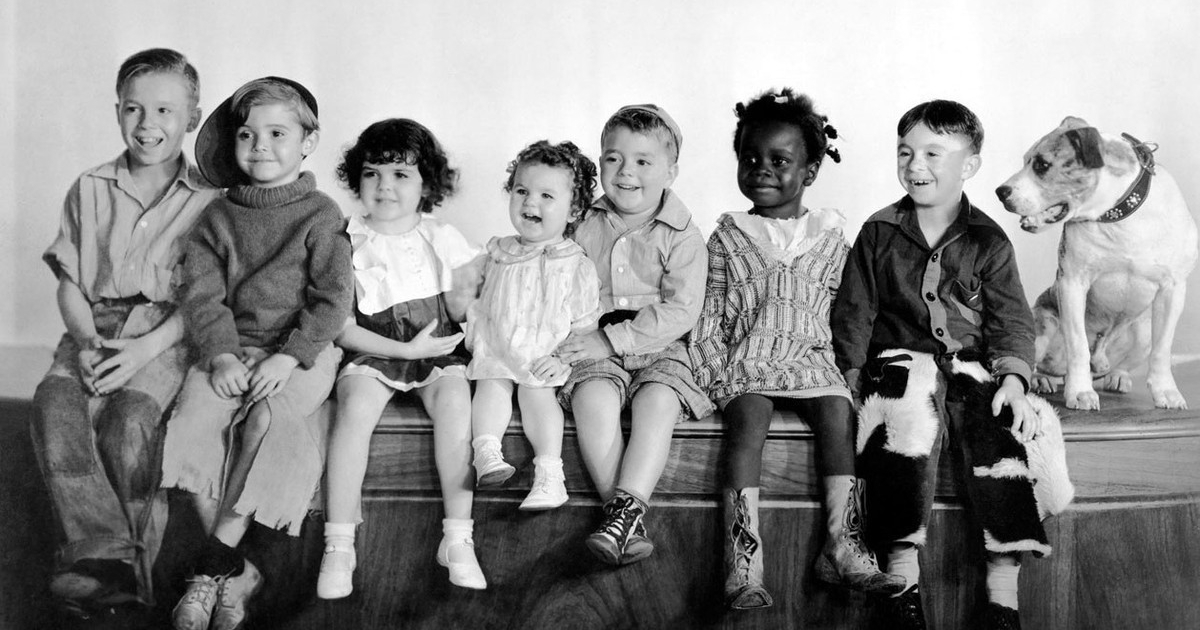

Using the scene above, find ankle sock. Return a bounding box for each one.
[986,556,1021,609]
[196,536,243,578]
[532,455,563,471]
[324,522,356,552]
[472,435,501,451]
[442,518,474,540]
[886,544,920,596]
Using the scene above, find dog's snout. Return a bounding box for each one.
[995,185,1012,202]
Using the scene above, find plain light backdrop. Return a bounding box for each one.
[3,0,1198,358]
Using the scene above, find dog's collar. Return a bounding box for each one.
[1099,133,1157,223]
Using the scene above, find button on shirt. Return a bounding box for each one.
[43,153,220,303]
[831,194,1035,385]
[572,190,707,356]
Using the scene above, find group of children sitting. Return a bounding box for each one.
[31,47,1062,630]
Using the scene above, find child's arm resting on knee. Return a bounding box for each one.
[92,312,185,395]
[336,317,463,360]
[992,374,1040,443]
[55,278,103,392]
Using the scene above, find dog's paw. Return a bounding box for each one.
[1065,389,1101,410]
[1099,371,1133,393]
[1152,388,1188,409]
[1031,374,1060,394]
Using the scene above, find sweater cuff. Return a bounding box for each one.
[279,334,322,369]
[991,356,1032,393]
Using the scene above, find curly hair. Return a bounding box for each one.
[336,118,458,212]
[733,88,840,165]
[897,99,984,155]
[505,140,597,231]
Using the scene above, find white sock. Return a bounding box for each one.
[324,522,356,552]
[532,455,563,472]
[471,435,501,451]
[887,544,920,596]
[986,557,1021,609]
[442,518,474,540]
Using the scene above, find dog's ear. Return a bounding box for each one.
[1060,116,1090,129]
[1064,127,1105,169]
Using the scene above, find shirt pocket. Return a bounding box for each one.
[948,277,983,325]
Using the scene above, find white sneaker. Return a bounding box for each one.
[210,559,262,630]
[519,463,568,511]
[473,438,515,487]
[316,545,356,600]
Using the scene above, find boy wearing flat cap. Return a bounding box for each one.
[160,76,352,630]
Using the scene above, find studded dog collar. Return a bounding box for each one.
[1098,133,1157,223]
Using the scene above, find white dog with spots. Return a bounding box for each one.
[996,117,1197,410]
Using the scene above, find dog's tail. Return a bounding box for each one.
[1171,353,1200,366]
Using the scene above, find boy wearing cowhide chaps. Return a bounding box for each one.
[832,100,1073,630]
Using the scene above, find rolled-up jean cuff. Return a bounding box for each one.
[58,536,140,568]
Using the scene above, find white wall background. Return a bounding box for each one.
[4,0,1199,353]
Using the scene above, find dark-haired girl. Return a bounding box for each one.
[319,118,483,597]
[689,89,904,609]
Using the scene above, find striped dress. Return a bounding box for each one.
[688,209,852,405]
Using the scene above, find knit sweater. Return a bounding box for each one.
[182,172,353,369]
[689,211,851,403]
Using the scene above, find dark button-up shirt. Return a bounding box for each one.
[831,194,1035,386]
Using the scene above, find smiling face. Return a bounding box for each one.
[234,102,317,188]
[359,159,427,233]
[737,121,818,219]
[599,127,678,220]
[896,122,980,213]
[508,162,575,246]
[116,72,199,172]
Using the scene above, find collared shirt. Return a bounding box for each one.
[43,153,221,303]
[572,189,707,356]
[831,194,1035,385]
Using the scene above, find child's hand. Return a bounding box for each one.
[555,330,616,365]
[76,336,105,395]
[210,353,250,399]
[401,320,464,360]
[992,375,1041,443]
[530,356,571,383]
[90,336,159,395]
[247,353,300,404]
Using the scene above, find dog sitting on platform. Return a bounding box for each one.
[995,117,1198,410]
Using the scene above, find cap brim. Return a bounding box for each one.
[194,76,319,189]
[195,94,244,189]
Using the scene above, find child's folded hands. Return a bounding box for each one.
[247,353,300,404]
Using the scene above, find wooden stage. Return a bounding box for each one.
[1,347,1198,629]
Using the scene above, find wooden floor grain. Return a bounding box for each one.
[2,351,1199,629]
